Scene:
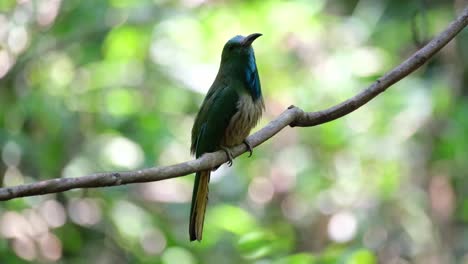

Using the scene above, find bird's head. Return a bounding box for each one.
[221,33,262,62]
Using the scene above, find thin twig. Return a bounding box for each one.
[0,7,466,201]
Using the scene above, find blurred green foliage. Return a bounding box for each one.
[0,0,467,263]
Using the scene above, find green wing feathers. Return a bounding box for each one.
[189,171,210,241]
[189,82,240,241]
[191,83,240,157]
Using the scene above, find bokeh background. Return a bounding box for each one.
[0,0,467,263]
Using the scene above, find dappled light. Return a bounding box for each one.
[248,176,274,205]
[0,198,65,261]
[102,135,144,169]
[161,247,196,264]
[68,198,102,226]
[327,211,358,243]
[138,179,192,203]
[140,227,167,255]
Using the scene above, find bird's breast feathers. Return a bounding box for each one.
[222,93,264,147]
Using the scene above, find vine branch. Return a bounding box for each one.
[0,7,466,201]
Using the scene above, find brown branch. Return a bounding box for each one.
[0,7,467,201]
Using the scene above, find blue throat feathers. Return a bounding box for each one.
[244,51,261,101]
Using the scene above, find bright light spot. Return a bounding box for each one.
[12,236,36,261]
[328,211,357,243]
[62,157,93,178]
[161,247,196,264]
[139,180,191,203]
[150,31,216,93]
[337,17,370,47]
[269,166,295,193]
[210,205,255,235]
[37,0,62,26]
[0,211,31,239]
[149,22,187,65]
[331,152,362,206]
[68,198,102,226]
[3,166,24,187]
[2,141,22,167]
[37,233,62,261]
[8,26,29,54]
[105,88,140,116]
[13,7,31,24]
[270,146,309,193]
[351,47,384,77]
[140,228,167,255]
[150,38,216,92]
[111,200,149,239]
[0,50,13,78]
[158,141,191,166]
[353,0,385,31]
[24,209,49,237]
[314,54,353,92]
[267,1,325,34]
[103,136,144,169]
[181,0,208,8]
[346,108,374,133]
[178,64,218,93]
[210,165,228,183]
[391,87,432,142]
[38,200,66,228]
[248,177,274,205]
[49,55,75,88]
[400,201,433,252]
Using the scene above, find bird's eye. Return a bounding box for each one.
[228,45,235,51]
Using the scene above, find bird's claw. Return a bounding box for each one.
[243,140,253,157]
[221,147,234,167]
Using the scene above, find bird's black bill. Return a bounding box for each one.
[242,33,262,46]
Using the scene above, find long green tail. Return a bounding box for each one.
[189,171,210,241]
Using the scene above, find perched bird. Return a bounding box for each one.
[189,33,264,241]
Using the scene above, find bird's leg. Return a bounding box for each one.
[243,139,253,157]
[220,146,234,167]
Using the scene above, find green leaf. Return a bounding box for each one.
[347,249,377,264]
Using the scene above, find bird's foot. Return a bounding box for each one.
[243,139,253,157]
[220,147,234,167]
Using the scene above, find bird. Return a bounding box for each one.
[189,33,264,241]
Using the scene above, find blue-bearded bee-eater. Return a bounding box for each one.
[189,33,264,241]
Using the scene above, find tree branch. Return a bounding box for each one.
[1,7,467,201]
